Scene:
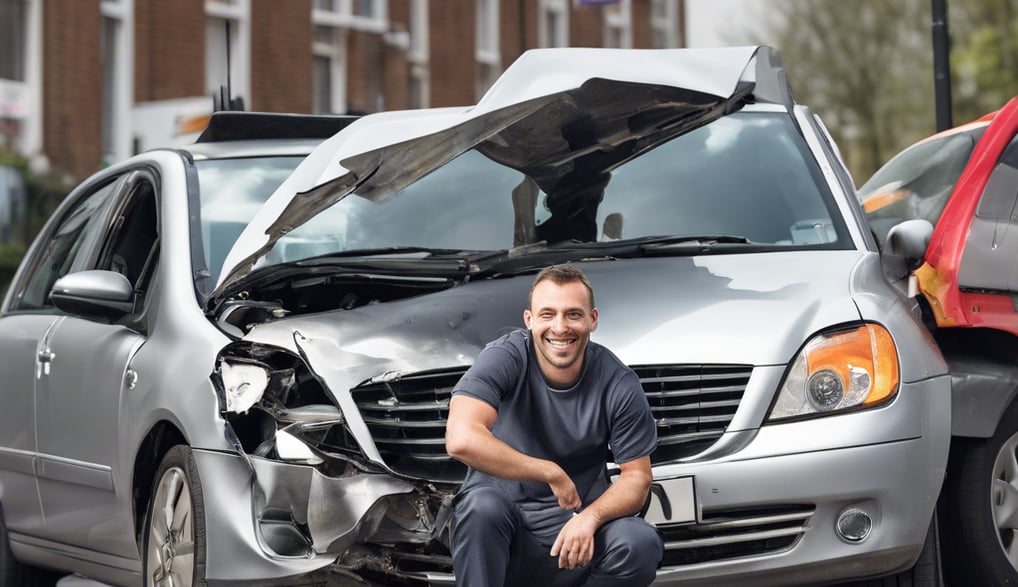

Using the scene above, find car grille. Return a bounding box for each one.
[657,505,814,565]
[633,364,751,465]
[349,364,751,481]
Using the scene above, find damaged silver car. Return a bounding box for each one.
[0,46,950,587]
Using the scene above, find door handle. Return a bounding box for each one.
[125,369,138,390]
[36,348,55,378]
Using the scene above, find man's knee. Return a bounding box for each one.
[452,485,519,544]
[455,486,515,521]
[595,517,662,583]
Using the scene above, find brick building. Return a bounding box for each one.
[0,0,685,182]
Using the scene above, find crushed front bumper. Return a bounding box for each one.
[191,449,455,586]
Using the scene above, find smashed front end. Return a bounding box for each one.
[206,340,459,586]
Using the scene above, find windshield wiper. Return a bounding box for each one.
[468,235,759,278]
[631,234,753,255]
[297,246,464,263]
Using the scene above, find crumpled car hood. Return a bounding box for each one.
[240,251,865,398]
[213,46,772,296]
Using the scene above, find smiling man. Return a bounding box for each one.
[445,264,662,586]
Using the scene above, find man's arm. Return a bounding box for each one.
[445,394,581,510]
[550,455,653,570]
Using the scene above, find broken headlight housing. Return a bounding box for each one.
[214,344,360,468]
[768,323,900,421]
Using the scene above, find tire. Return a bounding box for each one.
[0,504,59,587]
[142,445,207,587]
[940,400,1018,586]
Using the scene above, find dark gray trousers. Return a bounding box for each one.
[451,485,663,587]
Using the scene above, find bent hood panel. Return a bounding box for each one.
[214,46,765,294]
[241,252,865,398]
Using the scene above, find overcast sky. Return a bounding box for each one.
[685,0,778,48]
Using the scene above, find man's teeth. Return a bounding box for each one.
[547,339,573,347]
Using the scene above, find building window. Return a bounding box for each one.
[0,0,27,81]
[651,0,680,48]
[475,0,500,99]
[603,0,631,48]
[312,24,346,113]
[312,0,388,114]
[408,0,429,108]
[206,0,250,108]
[313,0,387,33]
[538,0,568,48]
[0,0,29,150]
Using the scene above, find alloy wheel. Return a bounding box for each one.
[147,466,195,587]
[992,430,1018,570]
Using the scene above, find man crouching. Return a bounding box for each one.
[445,264,663,586]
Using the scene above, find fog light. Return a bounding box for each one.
[836,508,872,543]
[807,369,844,411]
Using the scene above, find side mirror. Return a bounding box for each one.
[50,270,134,322]
[884,219,933,270]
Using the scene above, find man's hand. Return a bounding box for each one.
[548,456,654,569]
[548,467,582,511]
[550,511,600,569]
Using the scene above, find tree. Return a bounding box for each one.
[743,0,936,182]
[950,0,1018,122]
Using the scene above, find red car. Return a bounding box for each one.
[859,95,1018,585]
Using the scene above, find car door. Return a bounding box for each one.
[0,174,125,542]
[958,134,1018,293]
[35,171,159,560]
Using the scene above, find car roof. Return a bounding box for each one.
[184,138,325,160]
[181,111,361,160]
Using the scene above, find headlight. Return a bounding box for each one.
[219,361,269,414]
[768,324,899,421]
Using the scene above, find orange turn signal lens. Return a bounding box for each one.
[769,324,900,420]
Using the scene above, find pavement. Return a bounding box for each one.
[57,577,112,586]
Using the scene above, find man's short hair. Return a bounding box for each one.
[528,265,595,309]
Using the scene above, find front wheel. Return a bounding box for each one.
[940,400,1018,585]
[142,445,207,587]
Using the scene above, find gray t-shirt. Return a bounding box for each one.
[452,329,657,540]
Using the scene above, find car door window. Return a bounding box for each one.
[12,177,124,311]
[959,136,1018,293]
[96,174,159,306]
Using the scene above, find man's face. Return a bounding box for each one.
[524,279,598,386]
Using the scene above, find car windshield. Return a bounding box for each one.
[859,124,986,245]
[248,111,849,269]
[195,156,305,283]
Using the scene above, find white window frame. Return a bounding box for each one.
[603,0,631,48]
[9,0,42,157]
[538,0,569,48]
[408,0,429,108]
[100,0,134,164]
[312,0,388,34]
[312,0,391,113]
[312,25,347,114]
[650,0,680,48]
[647,0,680,47]
[475,0,500,99]
[205,0,251,105]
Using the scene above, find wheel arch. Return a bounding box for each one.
[132,420,188,545]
